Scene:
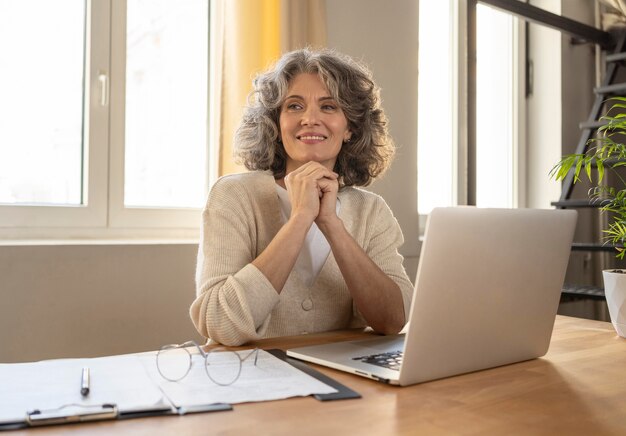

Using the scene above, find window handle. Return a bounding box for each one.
[98,72,109,106]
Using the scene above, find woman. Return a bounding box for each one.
[190,48,414,346]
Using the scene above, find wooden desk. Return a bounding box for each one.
[14,316,626,435]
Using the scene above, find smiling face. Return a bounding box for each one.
[279,73,352,174]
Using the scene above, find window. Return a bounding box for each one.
[418,1,523,224]
[417,0,455,217]
[0,1,85,207]
[475,4,518,208]
[0,0,211,238]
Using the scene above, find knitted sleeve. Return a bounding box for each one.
[364,196,415,323]
[189,175,280,346]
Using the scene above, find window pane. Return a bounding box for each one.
[417,0,454,215]
[0,0,85,205]
[125,0,208,208]
[476,5,514,208]
[418,2,516,214]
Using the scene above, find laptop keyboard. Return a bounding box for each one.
[353,350,403,371]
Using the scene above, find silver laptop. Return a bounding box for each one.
[286,207,577,386]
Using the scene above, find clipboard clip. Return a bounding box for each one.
[26,403,118,427]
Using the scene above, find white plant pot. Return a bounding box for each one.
[602,269,626,338]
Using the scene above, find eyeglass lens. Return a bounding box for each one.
[204,349,243,386]
[156,346,192,381]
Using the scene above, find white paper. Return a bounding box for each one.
[0,349,337,425]
[0,355,167,424]
[142,349,337,406]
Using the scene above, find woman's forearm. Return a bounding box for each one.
[252,213,312,293]
[317,218,406,334]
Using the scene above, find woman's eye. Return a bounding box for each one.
[322,104,337,111]
[286,103,302,110]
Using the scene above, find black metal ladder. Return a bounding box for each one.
[552,31,626,300]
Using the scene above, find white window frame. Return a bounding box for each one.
[417,0,527,233]
[0,0,109,231]
[0,0,216,240]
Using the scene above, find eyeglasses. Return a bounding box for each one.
[156,340,259,386]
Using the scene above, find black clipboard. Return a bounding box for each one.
[0,402,232,431]
[266,349,361,401]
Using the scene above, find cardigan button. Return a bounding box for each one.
[301,298,313,311]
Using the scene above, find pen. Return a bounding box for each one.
[81,367,90,396]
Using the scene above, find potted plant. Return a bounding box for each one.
[551,96,626,338]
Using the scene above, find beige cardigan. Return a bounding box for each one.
[190,171,414,346]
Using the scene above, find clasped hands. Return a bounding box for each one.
[283,162,340,228]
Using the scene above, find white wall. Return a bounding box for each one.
[326,0,420,280]
[527,0,563,209]
[526,0,596,208]
[0,243,202,362]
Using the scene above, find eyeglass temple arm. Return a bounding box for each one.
[175,340,209,357]
[240,348,260,366]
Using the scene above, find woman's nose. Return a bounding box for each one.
[301,106,321,125]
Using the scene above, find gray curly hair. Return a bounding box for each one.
[233,48,394,187]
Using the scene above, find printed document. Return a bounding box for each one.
[0,349,336,424]
[141,349,337,406]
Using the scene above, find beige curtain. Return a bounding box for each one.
[214,0,327,177]
[280,0,327,53]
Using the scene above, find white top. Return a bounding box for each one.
[275,184,339,286]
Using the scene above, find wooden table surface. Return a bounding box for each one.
[10,315,626,435]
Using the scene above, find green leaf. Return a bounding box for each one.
[575,156,583,182]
